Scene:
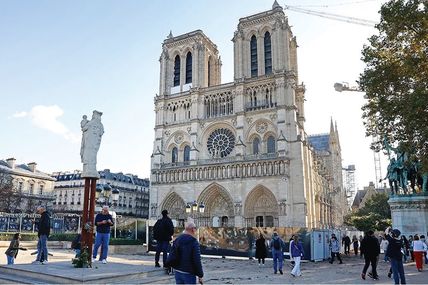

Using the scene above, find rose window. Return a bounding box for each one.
[207,128,235,158]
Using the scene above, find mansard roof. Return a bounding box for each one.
[0,159,56,181]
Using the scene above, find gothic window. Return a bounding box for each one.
[253,137,260,154]
[173,55,180,87]
[221,216,229,227]
[208,56,211,87]
[250,35,258,77]
[184,145,190,162]
[265,215,274,227]
[267,136,276,153]
[172,147,178,163]
[207,128,235,158]
[185,52,192,84]
[264,32,272,75]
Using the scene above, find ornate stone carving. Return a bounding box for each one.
[234,202,242,216]
[200,122,205,129]
[246,117,253,124]
[164,130,171,137]
[231,118,237,126]
[80,110,104,178]
[270,114,277,121]
[174,133,184,144]
[187,127,192,134]
[256,121,268,134]
[279,200,287,216]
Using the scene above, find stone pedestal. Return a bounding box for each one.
[388,194,428,237]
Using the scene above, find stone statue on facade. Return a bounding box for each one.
[80,110,104,178]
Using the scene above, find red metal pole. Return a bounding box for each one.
[87,178,97,260]
[81,178,90,261]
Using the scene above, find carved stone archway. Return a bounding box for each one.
[197,183,234,226]
[244,185,279,226]
[160,192,186,220]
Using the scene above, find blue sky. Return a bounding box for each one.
[0,0,388,190]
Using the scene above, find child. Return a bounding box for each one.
[5,233,27,265]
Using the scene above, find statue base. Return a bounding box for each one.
[388,194,428,236]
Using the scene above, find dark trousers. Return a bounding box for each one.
[155,241,170,266]
[258,258,265,264]
[330,252,342,263]
[391,258,406,284]
[362,255,378,277]
[344,244,350,254]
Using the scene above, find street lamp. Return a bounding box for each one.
[95,184,120,206]
[185,201,205,225]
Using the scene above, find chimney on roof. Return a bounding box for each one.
[6,158,16,169]
[28,162,37,172]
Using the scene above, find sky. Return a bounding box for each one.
[0,0,389,191]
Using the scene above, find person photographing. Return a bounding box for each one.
[93,205,114,264]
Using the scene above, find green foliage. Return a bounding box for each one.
[344,193,392,232]
[0,233,38,241]
[359,0,428,171]
[72,247,90,268]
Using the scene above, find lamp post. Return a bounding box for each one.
[185,201,205,226]
[95,184,120,206]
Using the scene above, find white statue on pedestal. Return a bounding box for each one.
[80,110,104,178]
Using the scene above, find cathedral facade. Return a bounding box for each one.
[150,2,346,228]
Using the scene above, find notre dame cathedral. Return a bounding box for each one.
[150,1,347,228]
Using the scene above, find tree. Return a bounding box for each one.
[359,0,428,170]
[0,172,23,213]
[344,193,391,232]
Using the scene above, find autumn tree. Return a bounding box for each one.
[0,172,23,213]
[359,0,428,170]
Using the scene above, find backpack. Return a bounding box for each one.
[273,238,281,250]
[153,219,162,240]
[165,239,180,268]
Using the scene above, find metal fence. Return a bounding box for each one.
[0,213,147,240]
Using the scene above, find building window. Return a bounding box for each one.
[250,35,258,78]
[267,136,276,153]
[173,55,180,87]
[172,147,178,163]
[253,137,260,154]
[265,216,274,227]
[184,145,191,162]
[264,31,272,75]
[185,52,192,84]
[18,182,23,191]
[221,216,228,227]
[29,184,34,194]
[39,185,44,195]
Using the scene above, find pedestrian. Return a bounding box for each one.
[342,235,351,255]
[329,234,343,264]
[360,230,380,280]
[408,235,414,262]
[71,233,82,257]
[92,205,114,264]
[255,233,267,266]
[385,227,406,284]
[401,236,409,263]
[166,221,203,284]
[290,234,304,277]
[153,209,174,268]
[412,234,427,272]
[420,235,428,264]
[359,235,364,258]
[5,233,27,265]
[33,205,50,265]
[352,235,359,256]
[271,232,285,274]
[380,236,389,262]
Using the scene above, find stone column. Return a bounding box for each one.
[389,195,428,237]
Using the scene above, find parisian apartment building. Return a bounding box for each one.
[51,169,150,218]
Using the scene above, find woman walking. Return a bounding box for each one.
[290,235,304,277]
[412,234,427,272]
[352,235,359,256]
[255,234,267,266]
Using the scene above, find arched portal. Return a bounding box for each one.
[197,183,234,227]
[160,192,186,221]
[244,185,279,227]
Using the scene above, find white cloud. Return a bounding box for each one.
[12,105,80,143]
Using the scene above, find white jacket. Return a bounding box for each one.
[412,240,428,252]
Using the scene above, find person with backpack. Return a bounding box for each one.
[385,227,406,284]
[154,209,174,268]
[290,235,304,277]
[271,232,285,275]
[166,221,203,284]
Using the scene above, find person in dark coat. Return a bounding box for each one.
[167,221,203,284]
[360,230,380,280]
[255,234,267,266]
[154,209,174,268]
[385,227,406,284]
[34,205,50,265]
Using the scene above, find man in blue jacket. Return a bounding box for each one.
[167,221,203,284]
[93,206,114,264]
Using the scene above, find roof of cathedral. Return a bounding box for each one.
[0,159,56,181]
[307,134,330,152]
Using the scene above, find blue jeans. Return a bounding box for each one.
[390,258,406,284]
[155,241,170,266]
[174,271,196,284]
[93,232,110,260]
[272,249,283,272]
[6,255,14,265]
[36,235,48,262]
